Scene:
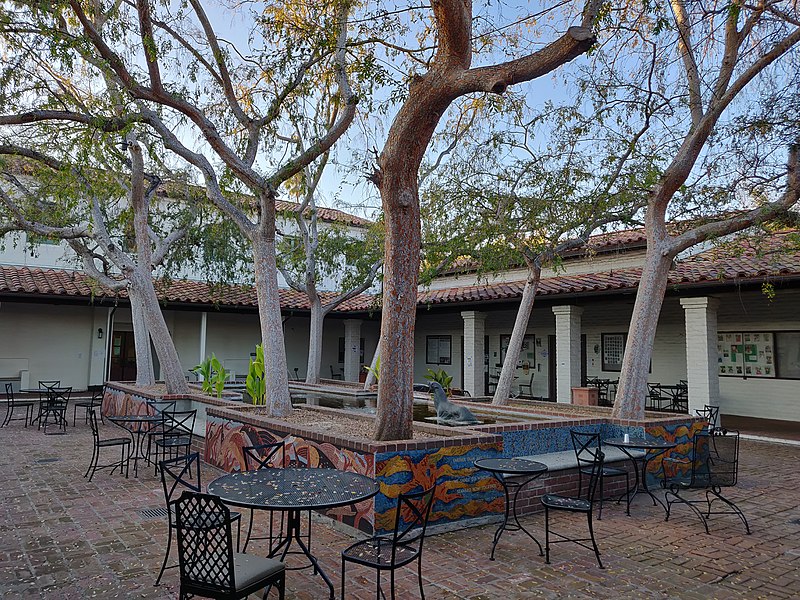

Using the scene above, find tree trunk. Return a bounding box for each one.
[493,266,541,405]
[611,246,673,420]
[129,270,188,394]
[305,294,324,384]
[374,169,421,441]
[252,226,292,417]
[128,284,155,386]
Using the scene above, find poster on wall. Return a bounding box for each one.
[717,332,775,378]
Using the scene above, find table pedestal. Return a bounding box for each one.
[269,509,332,597]
[489,472,546,560]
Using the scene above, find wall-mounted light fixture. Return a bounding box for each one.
[97,328,103,339]
[535,338,542,347]
[593,344,600,354]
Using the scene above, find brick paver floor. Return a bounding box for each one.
[1,422,800,598]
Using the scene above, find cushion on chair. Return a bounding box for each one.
[98,437,131,447]
[156,436,192,447]
[232,553,284,588]
[541,494,591,512]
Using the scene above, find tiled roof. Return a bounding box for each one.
[274,200,372,228]
[2,232,799,311]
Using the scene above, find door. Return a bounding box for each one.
[109,331,137,381]
[548,335,557,401]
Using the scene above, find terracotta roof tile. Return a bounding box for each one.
[2,232,799,312]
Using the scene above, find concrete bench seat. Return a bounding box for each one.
[517,447,646,472]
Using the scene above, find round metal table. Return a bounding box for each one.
[474,457,548,560]
[605,437,676,512]
[108,414,162,477]
[208,467,379,599]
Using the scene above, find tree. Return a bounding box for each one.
[0,0,359,415]
[277,168,383,383]
[0,136,191,393]
[598,1,800,419]
[420,109,652,404]
[371,0,603,439]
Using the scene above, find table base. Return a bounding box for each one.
[490,473,545,560]
[616,452,669,513]
[269,509,331,598]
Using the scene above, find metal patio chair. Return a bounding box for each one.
[152,409,196,475]
[2,382,35,427]
[73,384,105,426]
[174,491,284,599]
[571,430,629,519]
[330,365,343,380]
[341,484,436,600]
[156,453,242,586]
[85,408,131,482]
[695,404,720,433]
[518,373,534,397]
[39,386,71,434]
[241,442,294,554]
[664,430,750,534]
[542,445,605,568]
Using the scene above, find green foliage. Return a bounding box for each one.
[364,355,380,383]
[425,368,453,394]
[246,345,267,406]
[193,354,227,398]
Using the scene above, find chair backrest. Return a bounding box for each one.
[243,441,285,471]
[162,409,197,438]
[88,408,101,441]
[147,399,177,415]
[695,404,720,430]
[49,387,72,404]
[570,430,605,502]
[90,385,105,405]
[38,380,61,390]
[689,430,739,488]
[160,452,202,506]
[647,383,662,398]
[5,382,14,403]
[175,491,236,595]
[389,485,436,564]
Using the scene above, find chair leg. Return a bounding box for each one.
[544,506,550,564]
[243,508,255,552]
[85,445,98,480]
[155,522,173,586]
[586,512,604,569]
[390,570,396,600]
[340,556,346,600]
[417,554,426,599]
[597,475,604,520]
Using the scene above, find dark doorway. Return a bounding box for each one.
[581,334,587,386]
[548,335,557,401]
[109,330,137,381]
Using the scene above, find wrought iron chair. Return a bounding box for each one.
[39,386,71,434]
[174,491,284,600]
[144,400,177,465]
[2,382,35,427]
[518,373,534,397]
[156,453,242,586]
[695,404,720,433]
[241,442,294,554]
[330,365,343,380]
[664,430,750,534]
[73,385,105,426]
[571,430,629,519]
[542,445,605,568]
[341,484,436,600]
[34,380,61,424]
[152,409,196,474]
[85,409,131,482]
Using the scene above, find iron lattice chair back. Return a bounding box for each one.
[241,442,288,553]
[664,430,749,534]
[175,491,236,595]
[40,386,72,434]
[341,484,436,600]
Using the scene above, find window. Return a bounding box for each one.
[27,233,60,246]
[601,333,626,372]
[426,335,452,365]
[776,332,800,379]
[717,332,776,378]
[500,334,535,366]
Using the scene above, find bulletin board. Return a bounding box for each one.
[717,332,775,378]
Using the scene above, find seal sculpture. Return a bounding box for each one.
[430,382,479,424]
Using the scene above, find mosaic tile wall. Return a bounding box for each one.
[204,414,377,534]
[101,386,154,417]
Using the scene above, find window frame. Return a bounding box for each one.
[426,335,452,365]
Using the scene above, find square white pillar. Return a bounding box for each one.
[680,297,720,416]
[461,311,486,397]
[343,319,363,382]
[552,305,583,404]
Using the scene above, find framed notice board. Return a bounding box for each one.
[717,332,775,378]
